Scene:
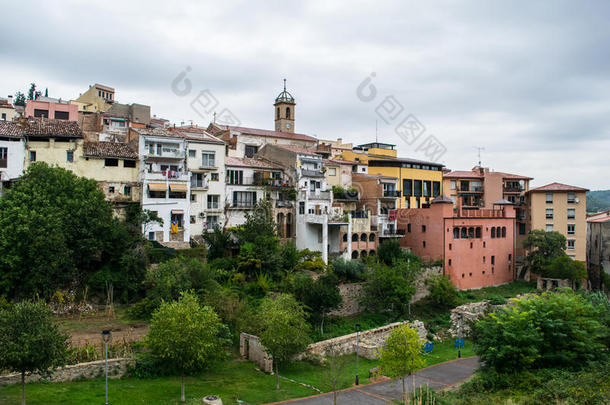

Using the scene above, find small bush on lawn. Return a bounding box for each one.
[426,274,459,307]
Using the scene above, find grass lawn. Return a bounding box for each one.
[0,340,474,405]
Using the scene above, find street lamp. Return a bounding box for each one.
[355,323,361,386]
[101,330,111,405]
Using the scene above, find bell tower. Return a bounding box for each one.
[274,79,295,133]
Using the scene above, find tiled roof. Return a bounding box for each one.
[0,121,22,138]
[175,128,225,144]
[495,172,533,180]
[0,100,15,109]
[23,118,82,138]
[83,142,138,159]
[212,123,317,142]
[443,170,484,179]
[323,158,357,166]
[131,127,181,138]
[587,215,610,223]
[273,144,321,156]
[528,182,589,193]
[225,156,283,170]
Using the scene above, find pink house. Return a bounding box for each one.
[397,196,516,290]
[25,99,78,121]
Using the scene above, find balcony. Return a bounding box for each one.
[145,171,189,182]
[230,201,256,209]
[305,213,325,224]
[191,180,208,190]
[275,200,294,208]
[503,186,523,193]
[309,190,331,200]
[382,190,401,198]
[301,169,325,178]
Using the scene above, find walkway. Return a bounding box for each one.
[267,356,479,405]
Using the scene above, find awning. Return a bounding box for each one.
[148,183,166,192]
[169,184,187,192]
[171,210,184,214]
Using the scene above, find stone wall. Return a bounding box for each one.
[0,358,133,386]
[411,266,443,303]
[329,283,364,317]
[537,277,573,290]
[240,333,273,373]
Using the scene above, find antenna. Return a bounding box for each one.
[375,120,378,143]
[283,78,286,91]
[475,147,485,166]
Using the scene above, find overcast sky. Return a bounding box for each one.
[1,0,609,189]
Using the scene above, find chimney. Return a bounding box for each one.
[7,95,13,104]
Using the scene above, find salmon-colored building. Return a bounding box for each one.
[397,196,516,289]
[25,98,78,121]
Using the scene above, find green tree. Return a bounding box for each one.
[258,294,311,390]
[202,226,233,261]
[542,255,587,283]
[13,91,26,107]
[147,292,228,402]
[0,163,115,298]
[293,273,342,334]
[379,325,425,404]
[27,83,40,101]
[426,274,459,307]
[472,290,606,372]
[363,260,420,314]
[145,257,218,303]
[0,301,68,405]
[523,230,567,275]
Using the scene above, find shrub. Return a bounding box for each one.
[362,260,420,314]
[331,258,367,282]
[144,257,218,303]
[426,274,459,307]
[542,254,587,282]
[472,290,607,372]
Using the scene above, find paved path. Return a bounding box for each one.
[267,356,479,405]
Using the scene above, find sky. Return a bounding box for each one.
[1,0,609,189]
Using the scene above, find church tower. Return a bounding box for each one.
[274,79,295,133]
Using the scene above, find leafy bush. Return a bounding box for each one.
[542,254,587,282]
[362,260,420,314]
[486,295,506,305]
[426,274,459,307]
[472,290,607,372]
[331,258,367,282]
[377,239,421,266]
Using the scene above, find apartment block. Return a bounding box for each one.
[527,183,588,262]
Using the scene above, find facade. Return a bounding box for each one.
[317,138,353,158]
[181,128,226,237]
[0,98,18,122]
[324,159,354,188]
[527,183,588,262]
[23,118,84,173]
[340,142,444,209]
[0,121,26,191]
[397,197,516,289]
[587,211,610,290]
[133,128,190,246]
[25,98,78,121]
[273,80,296,133]
[73,84,115,113]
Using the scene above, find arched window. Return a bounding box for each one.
[369,250,376,256]
[502,227,506,238]
[360,233,367,242]
[285,213,292,238]
[369,233,376,242]
[496,227,502,237]
[461,227,468,238]
[360,250,368,258]
[277,213,285,238]
[343,233,348,242]
[352,234,358,242]
[276,107,280,119]
[475,227,482,238]
[352,250,359,259]
[468,227,475,238]
[491,227,496,238]
[453,227,460,239]
[286,107,291,119]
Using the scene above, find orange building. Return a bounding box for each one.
[397,196,516,289]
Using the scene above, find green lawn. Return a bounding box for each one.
[0,340,474,405]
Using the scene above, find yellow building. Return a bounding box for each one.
[73,84,115,113]
[527,183,588,262]
[339,142,444,209]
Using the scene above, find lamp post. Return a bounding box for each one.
[101,330,111,405]
[355,323,361,386]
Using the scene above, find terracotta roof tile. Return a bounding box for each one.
[83,142,138,159]
[528,182,589,192]
[272,144,321,155]
[0,121,22,138]
[443,170,484,179]
[23,118,82,138]
[212,123,317,142]
[225,156,283,170]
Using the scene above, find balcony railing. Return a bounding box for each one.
[276,200,293,208]
[383,190,401,198]
[145,171,189,181]
[231,201,256,209]
[301,169,325,177]
[504,186,523,193]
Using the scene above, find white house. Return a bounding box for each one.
[0,121,25,192]
[133,128,191,247]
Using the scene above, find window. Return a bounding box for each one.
[0,147,7,168]
[206,215,219,230]
[546,192,553,203]
[567,208,575,219]
[328,167,337,176]
[567,192,576,203]
[491,255,495,265]
[299,201,305,215]
[422,225,426,233]
[546,224,554,232]
[108,186,115,193]
[502,227,506,238]
[244,145,258,158]
[2,113,6,120]
[413,180,422,197]
[407,223,411,233]
[519,223,526,235]
[233,191,256,207]
[207,194,219,209]
[567,239,575,250]
[54,111,69,120]
[491,227,496,238]
[148,232,155,241]
[191,194,196,202]
[201,152,215,167]
[403,179,412,196]
[286,107,291,119]
[432,181,440,197]
[34,109,49,118]
[156,144,162,155]
[450,180,456,190]
[423,241,426,248]
[191,173,205,188]
[29,151,36,161]
[123,159,136,168]
[104,158,119,167]
[423,181,431,197]
[190,215,196,224]
[227,170,243,185]
[567,223,575,235]
[64,150,73,162]
[148,143,154,155]
[123,186,131,196]
[210,173,219,181]
[453,228,459,239]
[188,149,196,158]
[461,227,467,238]
[546,208,553,219]
[448,258,452,266]
[476,227,482,238]
[170,213,183,229]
